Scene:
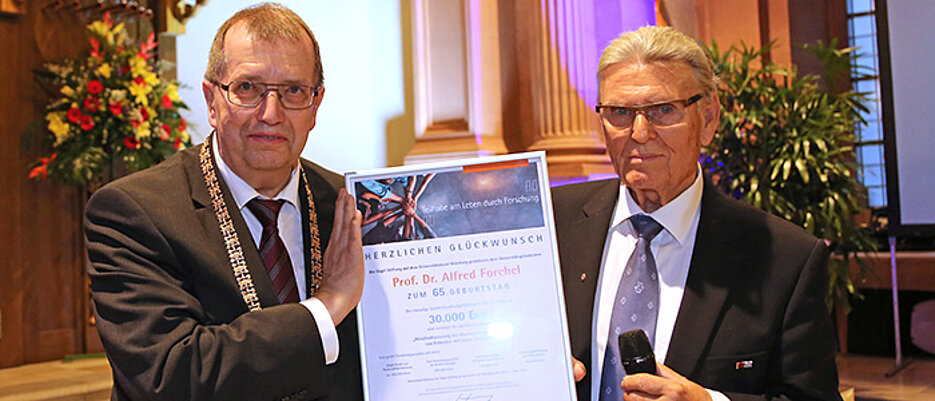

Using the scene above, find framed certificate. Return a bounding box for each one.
[346,152,577,401]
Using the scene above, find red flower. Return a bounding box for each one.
[133,76,145,86]
[28,153,57,180]
[130,119,141,128]
[84,96,101,112]
[161,94,173,109]
[89,38,102,59]
[67,107,82,123]
[80,114,94,131]
[88,80,103,95]
[160,123,171,140]
[178,118,187,131]
[174,137,183,149]
[109,101,123,115]
[121,66,130,75]
[124,136,139,149]
[139,32,157,60]
[28,164,47,180]
[140,107,149,120]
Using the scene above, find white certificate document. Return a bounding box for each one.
[346,152,577,401]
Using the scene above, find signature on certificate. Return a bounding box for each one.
[455,394,493,401]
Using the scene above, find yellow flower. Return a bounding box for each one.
[60,86,75,97]
[129,55,160,87]
[88,20,123,44]
[127,80,151,106]
[142,70,159,87]
[179,128,190,142]
[88,20,109,38]
[96,63,112,79]
[166,84,181,102]
[129,54,148,76]
[134,121,152,139]
[46,112,70,145]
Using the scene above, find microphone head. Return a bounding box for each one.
[618,329,656,375]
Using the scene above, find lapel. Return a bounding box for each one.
[581,180,620,227]
[664,179,744,376]
[562,179,619,287]
[559,180,619,353]
[185,143,281,309]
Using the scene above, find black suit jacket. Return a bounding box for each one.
[553,178,841,401]
[85,146,363,401]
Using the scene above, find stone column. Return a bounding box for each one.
[405,0,508,164]
[499,0,614,180]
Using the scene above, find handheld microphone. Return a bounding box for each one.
[618,329,656,375]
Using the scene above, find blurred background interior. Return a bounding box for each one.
[1,0,933,400]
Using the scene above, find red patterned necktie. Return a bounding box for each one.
[247,198,300,304]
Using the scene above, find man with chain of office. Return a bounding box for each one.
[84,3,365,400]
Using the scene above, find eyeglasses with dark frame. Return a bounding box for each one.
[595,94,703,129]
[215,80,321,110]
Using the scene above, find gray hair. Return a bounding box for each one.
[598,26,716,95]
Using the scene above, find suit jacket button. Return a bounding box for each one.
[580,273,587,282]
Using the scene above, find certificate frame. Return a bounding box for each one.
[345,152,577,401]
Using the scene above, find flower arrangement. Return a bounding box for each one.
[29,13,192,187]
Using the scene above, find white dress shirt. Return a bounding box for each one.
[590,167,728,401]
[213,137,339,364]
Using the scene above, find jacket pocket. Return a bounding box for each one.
[696,351,769,394]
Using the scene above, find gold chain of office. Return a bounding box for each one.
[199,138,323,311]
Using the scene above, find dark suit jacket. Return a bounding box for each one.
[553,178,841,401]
[85,146,363,401]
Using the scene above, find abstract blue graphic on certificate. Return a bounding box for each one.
[346,152,576,401]
[354,163,544,245]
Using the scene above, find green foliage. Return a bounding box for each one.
[702,40,876,313]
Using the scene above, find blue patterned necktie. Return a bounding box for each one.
[599,214,663,400]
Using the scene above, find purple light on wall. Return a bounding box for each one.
[587,0,657,105]
[597,0,657,38]
[465,0,657,145]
